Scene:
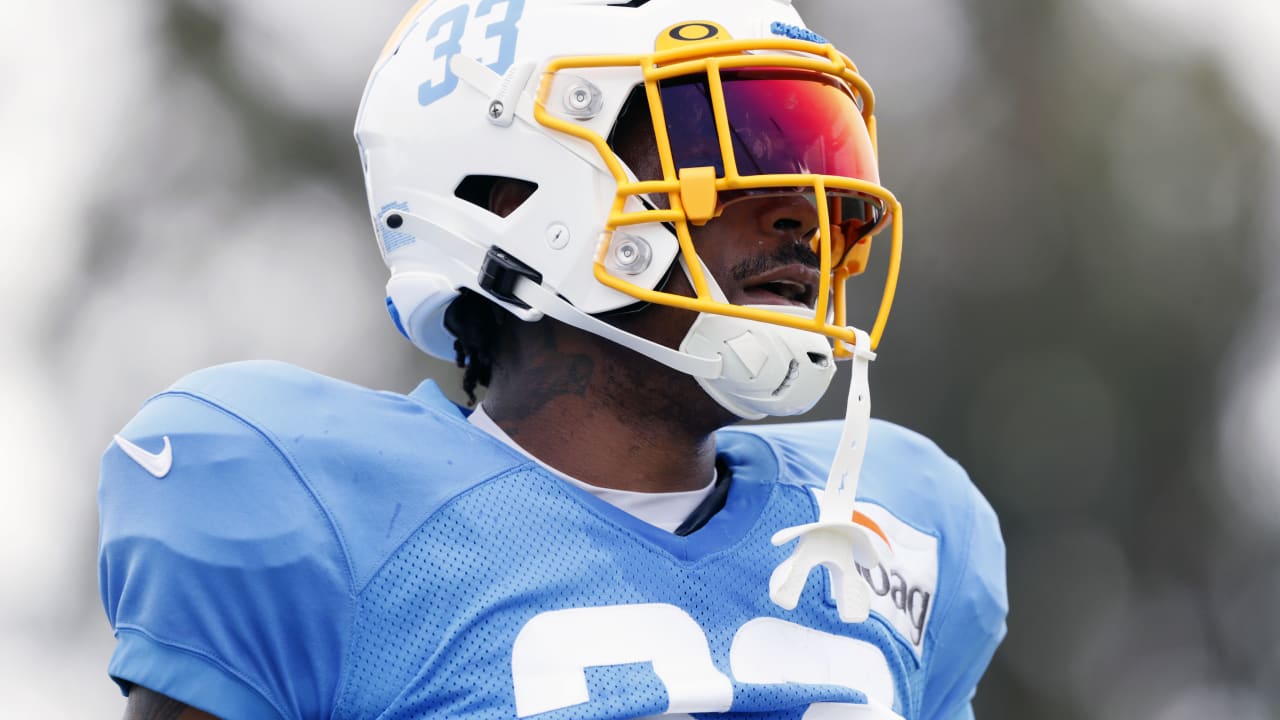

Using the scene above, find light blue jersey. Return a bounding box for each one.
[99,361,1006,719]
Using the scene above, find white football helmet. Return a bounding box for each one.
[356,0,902,419]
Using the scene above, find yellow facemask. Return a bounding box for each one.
[534,22,902,357]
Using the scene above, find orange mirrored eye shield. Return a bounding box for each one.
[657,68,880,185]
[714,189,884,270]
[653,68,886,261]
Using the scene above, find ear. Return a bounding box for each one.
[489,178,538,218]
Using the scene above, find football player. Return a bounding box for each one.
[99,0,1007,718]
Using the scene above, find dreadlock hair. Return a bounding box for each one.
[444,288,503,406]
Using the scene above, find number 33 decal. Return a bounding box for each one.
[419,0,525,106]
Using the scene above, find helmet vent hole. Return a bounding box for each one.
[454,175,539,218]
[807,352,831,368]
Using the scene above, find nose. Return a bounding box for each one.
[756,194,820,241]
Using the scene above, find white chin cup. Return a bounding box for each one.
[679,305,837,420]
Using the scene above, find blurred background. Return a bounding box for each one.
[1,0,1277,717]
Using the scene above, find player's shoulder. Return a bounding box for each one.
[723,418,977,507]
[733,416,997,550]
[159,358,432,429]
[102,360,526,588]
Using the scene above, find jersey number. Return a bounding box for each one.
[511,603,897,718]
[419,0,524,106]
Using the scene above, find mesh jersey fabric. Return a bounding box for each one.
[98,360,1006,720]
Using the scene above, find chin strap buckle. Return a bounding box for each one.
[479,246,542,309]
[768,327,888,623]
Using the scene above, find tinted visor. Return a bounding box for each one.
[658,68,884,255]
[660,68,879,183]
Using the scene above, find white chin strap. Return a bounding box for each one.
[385,208,834,420]
[512,255,838,420]
[512,277,722,378]
[674,256,838,419]
[768,327,889,623]
[679,306,836,419]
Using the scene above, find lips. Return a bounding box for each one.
[740,264,820,308]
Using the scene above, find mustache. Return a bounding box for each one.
[729,241,821,282]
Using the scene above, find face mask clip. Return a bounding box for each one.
[678,166,718,224]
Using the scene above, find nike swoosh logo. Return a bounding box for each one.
[113,434,173,478]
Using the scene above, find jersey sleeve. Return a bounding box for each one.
[920,471,1008,720]
[98,384,352,720]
